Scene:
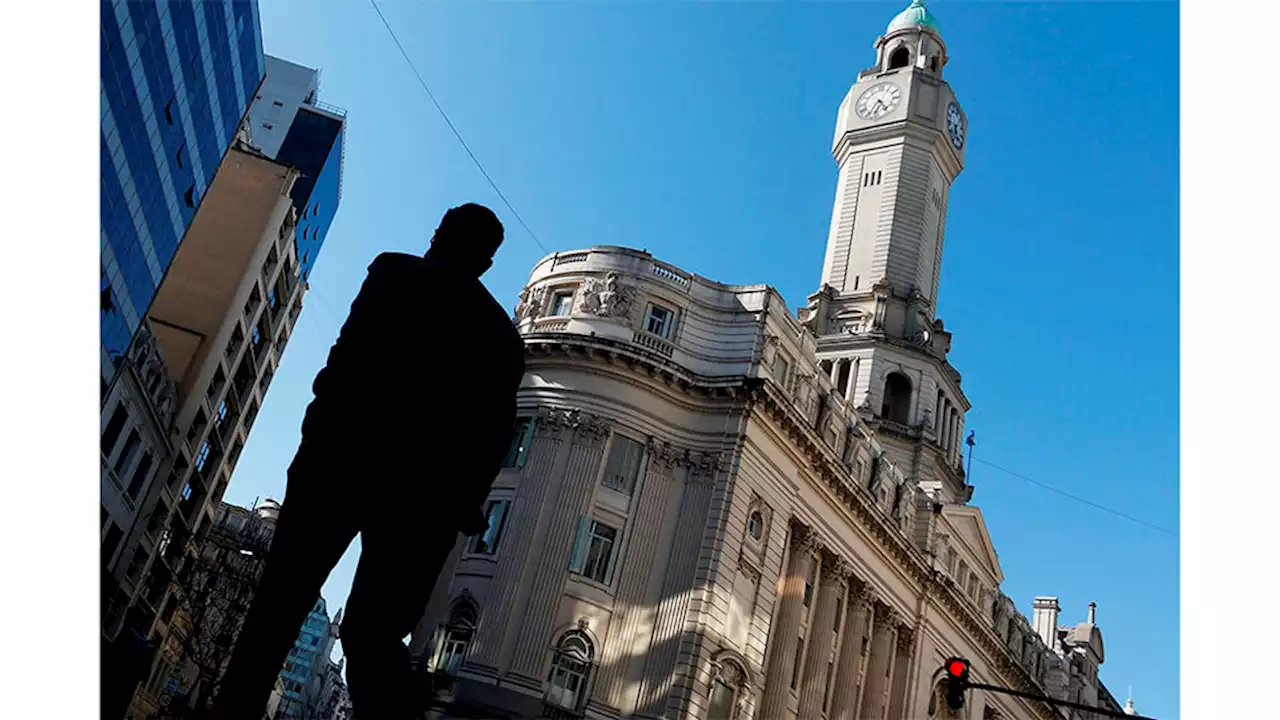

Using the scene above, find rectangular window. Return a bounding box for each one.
[126,451,154,500]
[102,404,129,457]
[771,353,791,387]
[468,500,510,555]
[569,518,620,585]
[790,640,804,689]
[601,435,644,496]
[550,291,574,317]
[103,523,124,562]
[707,678,736,720]
[823,659,835,710]
[195,441,211,472]
[803,560,816,608]
[502,417,534,468]
[113,429,141,476]
[644,303,674,338]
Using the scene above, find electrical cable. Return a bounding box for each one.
[972,456,1177,537]
[369,0,550,256]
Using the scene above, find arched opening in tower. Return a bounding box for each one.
[888,47,911,70]
[881,372,913,424]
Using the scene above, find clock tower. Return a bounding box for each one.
[804,0,972,504]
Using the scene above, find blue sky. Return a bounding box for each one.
[228,2,1178,716]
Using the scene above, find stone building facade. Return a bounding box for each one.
[412,3,1134,719]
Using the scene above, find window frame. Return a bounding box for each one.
[643,302,675,339]
[568,517,622,586]
[502,417,535,469]
[549,289,575,317]
[746,509,764,542]
[600,434,645,497]
[545,632,594,711]
[467,499,511,556]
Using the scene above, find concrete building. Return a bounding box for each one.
[314,658,353,720]
[116,141,315,720]
[410,3,1134,719]
[246,55,347,282]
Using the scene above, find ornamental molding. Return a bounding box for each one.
[751,381,930,588]
[646,437,683,469]
[515,285,548,323]
[848,581,876,611]
[684,449,727,477]
[789,523,822,556]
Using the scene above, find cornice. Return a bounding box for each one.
[522,334,749,400]
[926,573,1060,720]
[524,331,1045,711]
[833,118,962,179]
[814,331,965,390]
[750,379,931,587]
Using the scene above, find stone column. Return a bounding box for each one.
[846,359,859,403]
[797,556,849,720]
[859,605,901,720]
[468,410,569,673]
[758,523,818,719]
[635,453,719,718]
[886,625,914,720]
[508,413,612,681]
[827,582,874,720]
[592,439,680,707]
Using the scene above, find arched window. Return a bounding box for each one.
[888,46,911,70]
[881,372,913,424]
[435,601,477,675]
[929,55,941,72]
[747,510,764,542]
[546,631,594,710]
[707,659,746,720]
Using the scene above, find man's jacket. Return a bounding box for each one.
[300,252,525,530]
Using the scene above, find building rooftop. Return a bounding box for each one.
[887,0,940,35]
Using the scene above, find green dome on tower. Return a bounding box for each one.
[886,0,940,35]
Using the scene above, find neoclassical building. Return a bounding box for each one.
[411,3,1135,719]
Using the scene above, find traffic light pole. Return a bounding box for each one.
[965,681,1157,720]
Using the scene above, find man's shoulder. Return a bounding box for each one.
[369,251,426,272]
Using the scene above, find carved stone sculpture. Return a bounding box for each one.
[578,272,638,323]
[515,285,547,322]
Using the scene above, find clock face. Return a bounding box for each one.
[946,102,965,150]
[855,82,902,121]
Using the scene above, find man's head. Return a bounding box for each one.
[427,203,504,276]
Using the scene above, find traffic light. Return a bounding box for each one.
[944,657,970,710]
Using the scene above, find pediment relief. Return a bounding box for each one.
[940,505,1004,585]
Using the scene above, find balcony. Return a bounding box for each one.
[632,330,675,358]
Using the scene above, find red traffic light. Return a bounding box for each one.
[946,658,968,677]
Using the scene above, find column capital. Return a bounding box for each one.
[790,522,822,556]
[646,437,682,468]
[825,555,854,588]
[571,410,613,441]
[895,624,916,652]
[849,580,876,610]
[877,604,903,630]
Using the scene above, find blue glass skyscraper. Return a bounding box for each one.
[100,0,265,389]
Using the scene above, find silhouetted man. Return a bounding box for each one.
[213,204,525,720]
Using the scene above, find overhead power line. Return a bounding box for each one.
[972,457,1177,537]
[369,0,550,255]
[371,0,1172,543]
